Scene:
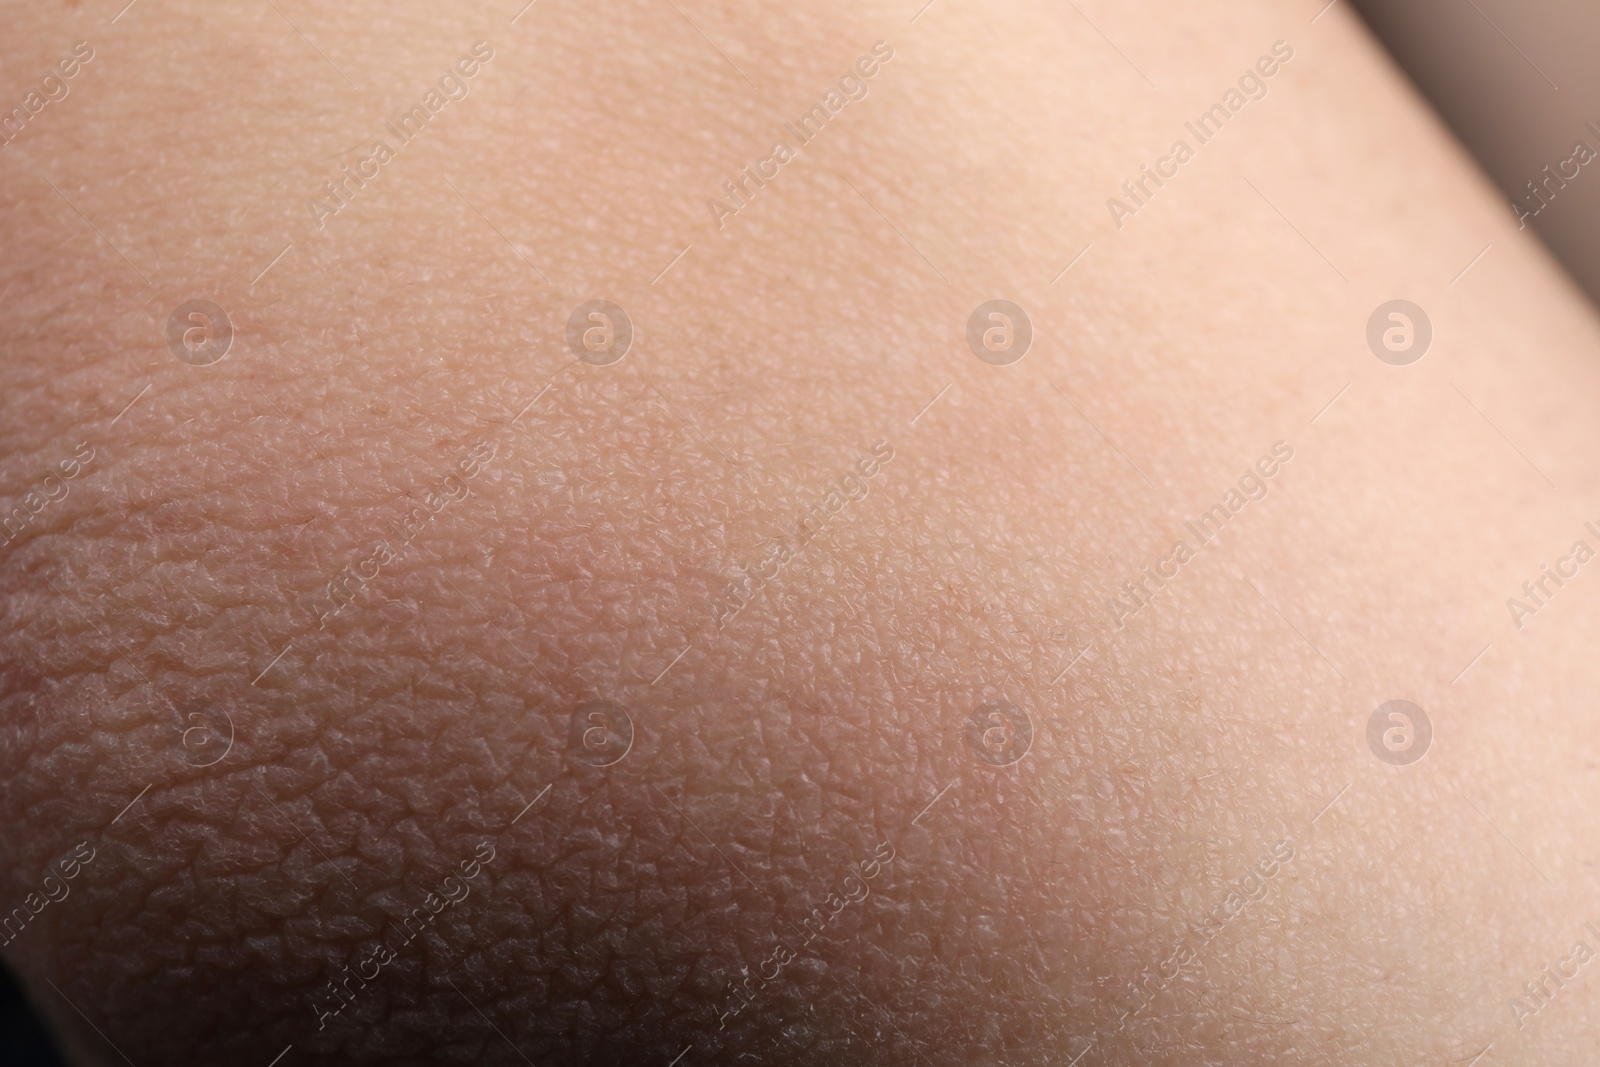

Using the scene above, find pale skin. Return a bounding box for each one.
[4,0,1600,1064]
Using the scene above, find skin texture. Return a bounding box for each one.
[6,0,1600,1064]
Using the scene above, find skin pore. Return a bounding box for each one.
[6,0,1600,1063]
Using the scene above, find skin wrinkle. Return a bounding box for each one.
[2,0,1600,1065]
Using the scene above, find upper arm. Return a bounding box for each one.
[6,2,1600,1065]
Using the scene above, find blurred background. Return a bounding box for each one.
[1,957,65,1067]
[1,1,1594,1063]
[1351,0,1600,303]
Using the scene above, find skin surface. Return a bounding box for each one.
[5,0,1600,1064]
